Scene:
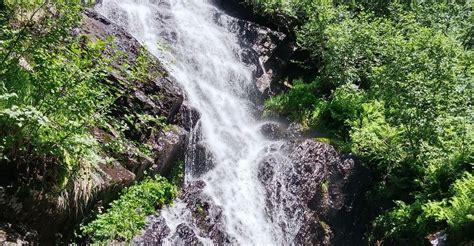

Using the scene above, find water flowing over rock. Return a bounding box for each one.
[230,20,291,97]
[95,0,370,245]
[260,139,370,245]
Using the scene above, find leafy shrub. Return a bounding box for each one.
[81,176,177,242]
[349,100,402,168]
[327,84,364,128]
[0,2,115,189]
[422,172,474,243]
[258,0,473,243]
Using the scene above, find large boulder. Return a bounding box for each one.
[259,139,370,245]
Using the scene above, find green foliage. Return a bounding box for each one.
[372,172,473,244]
[371,200,426,244]
[168,160,185,185]
[0,0,168,192]
[349,101,403,170]
[1,1,177,244]
[259,0,473,244]
[0,1,114,189]
[265,79,321,120]
[327,84,364,127]
[81,176,177,242]
[423,172,474,242]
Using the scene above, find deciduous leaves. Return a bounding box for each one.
[259,1,473,244]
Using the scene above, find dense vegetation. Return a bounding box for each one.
[81,161,182,243]
[249,0,473,244]
[0,0,163,191]
[0,1,175,243]
[0,0,107,189]
[81,175,178,242]
[1,0,471,244]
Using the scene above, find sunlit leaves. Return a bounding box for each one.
[259,0,473,243]
[81,176,178,242]
[0,1,113,189]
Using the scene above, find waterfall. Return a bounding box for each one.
[96,1,300,244]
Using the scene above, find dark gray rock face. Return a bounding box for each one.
[134,136,369,245]
[211,7,293,101]
[134,181,235,245]
[184,122,216,178]
[259,139,370,245]
[212,0,295,98]
[229,19,292,97]
[237,22,291,96]
[260,122,287,140]
[259,122,305,140]
[80,9,194,181]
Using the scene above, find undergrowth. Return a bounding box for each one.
[80,175,178,242]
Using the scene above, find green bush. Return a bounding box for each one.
[265,79,321,120]
[327,84,364,127]
[423,172,474,243]
[0,2,115,189]
[81,176,177,242]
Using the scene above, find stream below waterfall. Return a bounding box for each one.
[96,0,300,245]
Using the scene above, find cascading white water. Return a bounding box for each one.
[96,1,299,244]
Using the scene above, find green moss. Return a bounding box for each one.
[315,137,331,145]
[196,203,206,217]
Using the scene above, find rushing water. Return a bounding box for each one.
[96,1,299,244]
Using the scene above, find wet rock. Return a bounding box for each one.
[233,20,292,97]
[82,7,191,175]
[210,9,292,101]
[177,105,201,132]
[286,122,305,138]
[146,137,370,245]
[212,1,293,98]
[151,127,187,172]
[260,122,287,140]
[259,139,371,245]
[185,122,216,178]
[133,216,171,244]
[174,224,203,245]
[82,9,186,123]
[211,0,286,35]
[259,121,307,140]
[135,181,235,244]
[426,231,447,246]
